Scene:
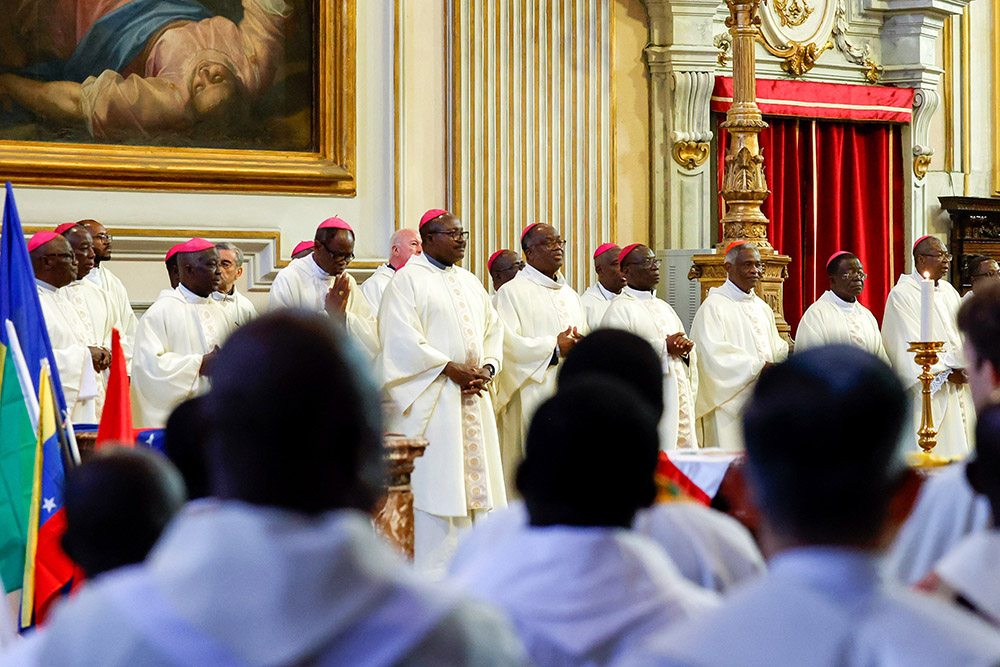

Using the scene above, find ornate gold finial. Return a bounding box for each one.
[773,0,814,27]
[673,141,711,170]
[863,58,883,84]
[913,154,933,180]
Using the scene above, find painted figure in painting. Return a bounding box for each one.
[0,0,310,148]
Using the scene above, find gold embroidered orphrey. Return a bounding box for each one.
[773,0,814,27]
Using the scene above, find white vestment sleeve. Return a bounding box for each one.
[493,287,558,410]
[267,270,298,311]
[131,308,204,427]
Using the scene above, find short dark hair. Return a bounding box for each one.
[517,376,659,528]
[315,227,354,246]
[964,254,993,281]
[742,346,907,545]
[164,396,210,501]
[827,253,858,276]
[967,403,1000,522]
[62,447,186,579]
[958,283,1000,374]
[204,311,384,514]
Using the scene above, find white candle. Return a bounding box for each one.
[920,271,934,341]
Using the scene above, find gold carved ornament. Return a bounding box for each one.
[757,36,834,77]
[914,154,933,180]
[773,0,814,27]
[673,141,711,170]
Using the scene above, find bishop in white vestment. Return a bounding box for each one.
[882,237,974,459]
[360,227,421,310]
[80,220,138,364]
[602,244,698,450]
[268,217,379,361]
[487,249,524,295]
[377,210,506,575]
[132,240,235,428]
[493,223,586,493]
[796,251,888,362]
[580,243,626,330]
[689,243,788,450]
[30,233,106,424]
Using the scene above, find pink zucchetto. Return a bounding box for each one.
[618,243,642,267]
[521,223,541,241]
[488,249,509,271]
[593,243,619,259]
[826,250,853,269]
[174,238,215,255]
[317,216,353,233]
[913,235,934,251]
[292,241,313,256]
[165,243,184,262]
[27,231,60,252]
[54,222,78,235]
[419,209,449,228]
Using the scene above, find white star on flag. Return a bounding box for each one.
[42,497,56,514]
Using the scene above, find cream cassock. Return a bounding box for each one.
[36,280,105,423]
[601,286,698,450]
[267,255,379,362]
[131,286,236,428]
[215,287,258,328]
[689,279,788,450]
[795,290,889,362]
[360,263,395,311]
[621,547,1000,666]
[84,264,138,363]
[881,271,975,459]
[377,252,506,520]
[493,265,587,491]
[579,282,618,331]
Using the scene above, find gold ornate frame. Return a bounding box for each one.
[1,0,356,195]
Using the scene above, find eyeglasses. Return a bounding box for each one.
[919,252,952,261]
[429,230,470,241]
[318,241,354,262]
[92,233,112,242]
[534,238,566,251]
[497,260,526,273]
[836,271,867,280]
[973,270,999,279]
[627,257,662,269]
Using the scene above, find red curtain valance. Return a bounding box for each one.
[711,77,915,123]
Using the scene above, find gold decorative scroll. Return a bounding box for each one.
[914,154,933,180]
[773,0,814,27]
[673,141,711,170]
[757,37,834,77]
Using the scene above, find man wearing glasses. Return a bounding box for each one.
[882,235,974,460]
[963,254,1000,301]
[493,223,586,496]
[377,209,506,577]
[80,220,139,364]
[268,217,379,363]
[795,251,888,362]
[689,241,788,451]
[602,243,698,450]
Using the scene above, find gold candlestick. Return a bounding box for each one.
[906,341,949,467]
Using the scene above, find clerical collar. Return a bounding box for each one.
[825,290,857,311]
[309,254,331,278]
[719,278,755,301]
[425,253,449,270]
[386,262,398,272]
[911,269,941,288]
[624,285,653,300]
[596,282,619,301]
[35,279,58,293]
[523,263,565,288]
[178,284,212,304]
[84,267,102,286]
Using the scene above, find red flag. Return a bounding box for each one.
[655,452,712,505]
[96,329,134,448]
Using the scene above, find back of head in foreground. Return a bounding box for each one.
[204,310,384,514]
[967,402,1000,525]
[518,376,660,528]
[742,345,914,550]
[62,447,186,580]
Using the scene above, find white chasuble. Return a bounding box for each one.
[796,290,889,362]
[493,265,587,492]
[215,287,258,328]
[132,286,236,428]
[580,282,618,331]
[360,263,395,311]
[61,279,119,418]
[36,282,99,424]
[881,272,974,460]
[377,252,505,518]
[85,264,138,368]
[601,287,698,450]
[268,255,379,362]
[689,279,788,451]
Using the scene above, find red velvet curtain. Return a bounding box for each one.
[718,118,904,333]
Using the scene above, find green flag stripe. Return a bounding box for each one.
[0,344,36,591]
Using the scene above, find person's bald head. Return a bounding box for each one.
[489,250,523,292]
[723,243,762,294]
[594,245,625,294]
[31,235,78,288]
[178,247,221,297]
[518,377,660,528]
[388,228,421,270]
[61,447,186,579]
[62,224,96,280]
[205,311,384,514]
[79,220,112,264]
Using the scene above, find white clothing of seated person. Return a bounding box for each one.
[579,243,626,330]
[2,312,527,667]
[622,347,1000,667]
[360,227,421,311]
[795,251,889,362]
[689,242,788,451]
[450,379,719,667]
[268,217,379,362]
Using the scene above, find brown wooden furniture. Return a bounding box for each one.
[373,434,428,561]
[941,196,1000,293]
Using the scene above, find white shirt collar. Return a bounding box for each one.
[769,546,882,601]
[522,263,566,289]
[910,269,944,290]
[84,266,102,286]
[822,290,858,312]
[624,285,653,301]
[308,254,331,279]
[178,284,212,304]
[719,278,755,302]
[597,282,620,301]
[35,279,58,293]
